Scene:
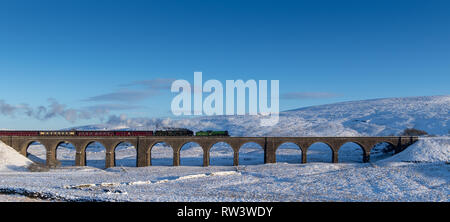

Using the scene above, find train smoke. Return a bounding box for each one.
[0,99,125,123]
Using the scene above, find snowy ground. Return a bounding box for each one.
[0,138,448,202]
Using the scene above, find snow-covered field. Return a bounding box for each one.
[0,96,448,202]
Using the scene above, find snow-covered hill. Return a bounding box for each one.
[72,95,450,137]
[0,141,32,172]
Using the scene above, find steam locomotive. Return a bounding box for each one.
[0,129,229,137]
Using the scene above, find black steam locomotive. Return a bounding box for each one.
[154,128,194,136]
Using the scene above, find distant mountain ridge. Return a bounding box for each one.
[71,95,450,137]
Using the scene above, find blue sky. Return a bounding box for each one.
[0,0,449,129]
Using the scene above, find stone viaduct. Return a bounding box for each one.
[0,136,418,168]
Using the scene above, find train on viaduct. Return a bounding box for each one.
[0,130,419,168]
